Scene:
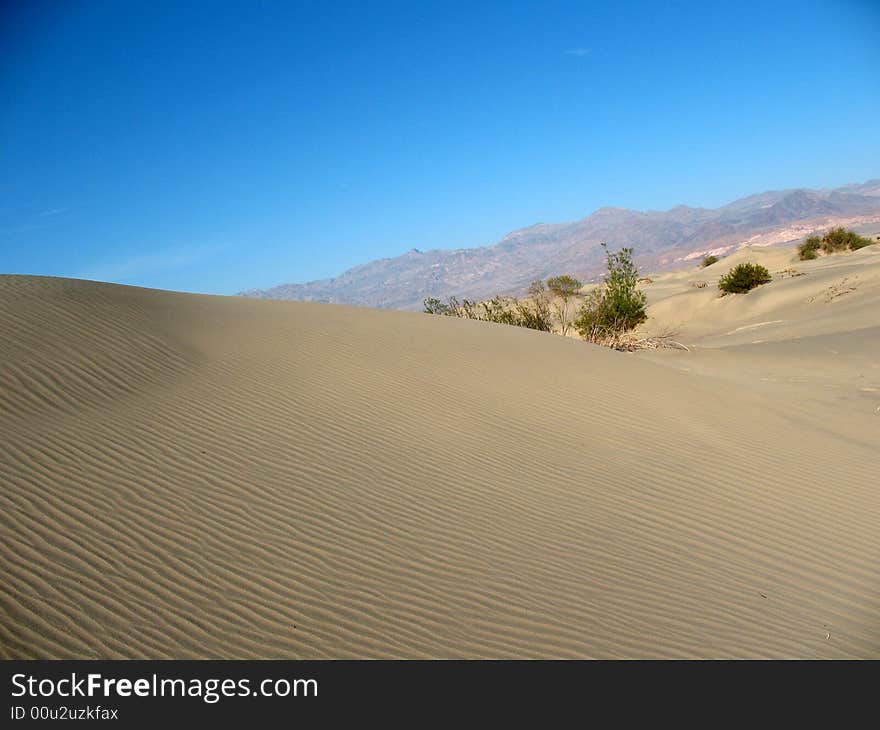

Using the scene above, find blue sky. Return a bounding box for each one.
[2,0,879,294]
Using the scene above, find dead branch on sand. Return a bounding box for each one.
[590,330,690,352]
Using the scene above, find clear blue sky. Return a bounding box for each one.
[2,0,879,294]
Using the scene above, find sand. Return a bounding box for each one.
[638,243,880,438]
[1,258,878,658]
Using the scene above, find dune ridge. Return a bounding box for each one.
[1,273,878,658]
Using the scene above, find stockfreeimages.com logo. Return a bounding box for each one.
[11,672,317,705]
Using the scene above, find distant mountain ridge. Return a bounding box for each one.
[240,179,880,310]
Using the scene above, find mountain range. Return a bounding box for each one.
[240,179,880,310]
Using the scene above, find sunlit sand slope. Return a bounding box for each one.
[1,275,877,658]
[639,244,880,435]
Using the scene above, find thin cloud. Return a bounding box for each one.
[0,221,61,236]
[0,207,71,235]
[76,244,224,284]
[565,48,591,57]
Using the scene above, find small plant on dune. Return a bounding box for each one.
[517,280,554,331]
[718,262,772,294]
[700,254,720,268]
[574,244,647,343]
[480,289,553,331]
[822,226,874,252]
[423,296,471,316]
[477,296,518,325]
[546,274,583,336]
[423,295,480,318]
[423,297,452,315]
[798,227,875,260]
[797,236,822,260]
[850,236,875,251]
[423,284,552,332]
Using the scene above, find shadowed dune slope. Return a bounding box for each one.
[1,275,878,658]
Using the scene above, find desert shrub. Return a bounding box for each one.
[574,244,647,342]
[546,274,583,336]
[423,289,552,332]
[478,296,518,325]
[477,294,553,331]
[513,299,553,331]
[519,281,554,331]
[423,297,451,315]
[798,228,875,260]
[718,262,772,294]
[822,226,873,252]
[546,275,581,296]
[424,295,479,318]
[798,236,822,260]
[845,234,874,251]
[700,255,720,268]
[423,296,471,316]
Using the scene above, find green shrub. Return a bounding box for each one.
[519,281,554,331]
[847,234,874,251]
[424,295,479,318]
[700,255,720,268]
[546,274,583,336]
[423,296,475,316]
[423,297,451,314]
[423,288,552,332]
[798,236,822,260]
[798,228,875,260]
[574,244,647,341]
[822,226,873,252]
[515,299,553,331]
[718,262,772,294]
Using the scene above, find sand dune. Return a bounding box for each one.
[1,270,878,658]
[638,243,880,438]
[643,243,880,345]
